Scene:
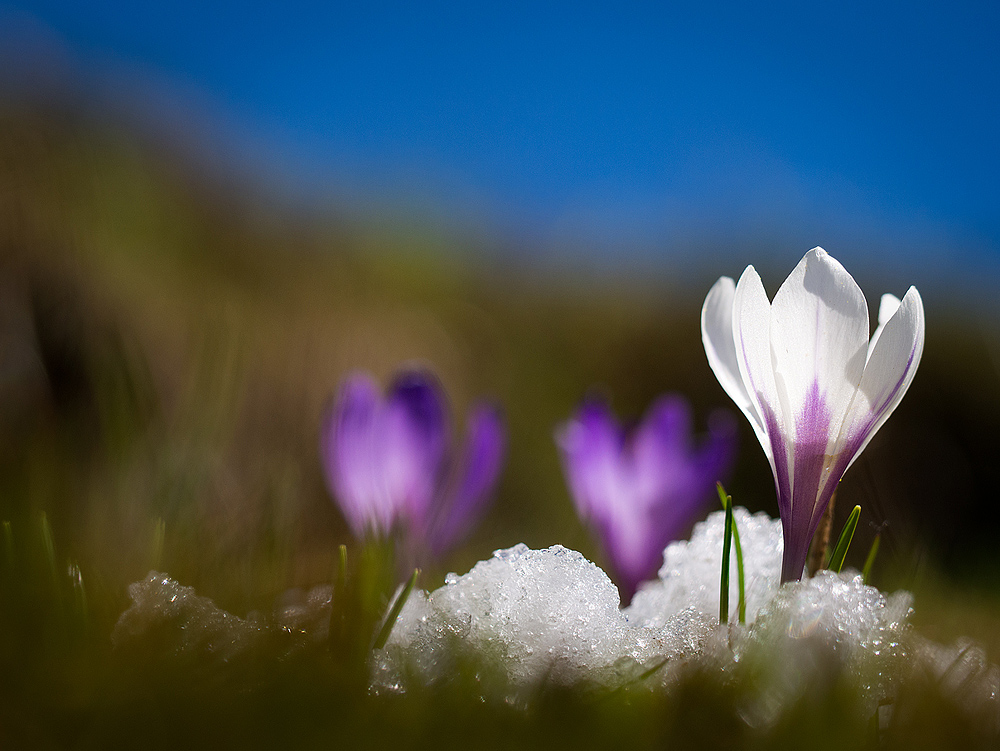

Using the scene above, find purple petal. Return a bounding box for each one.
[319,370,448,540]
[558,401,649,595]
[381,370,449,526]
[629,398,737,597]
[657,407,738,543]
[555,400,656,600]
[559,396,739,602]
[428,404,506,556]
[631,396,693,501]
[556,399,625,524]
[320,373,396,538]
[693,409,739,491]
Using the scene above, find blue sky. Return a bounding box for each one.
[3,1,999,284]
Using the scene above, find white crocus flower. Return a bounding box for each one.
[701,248,925,582]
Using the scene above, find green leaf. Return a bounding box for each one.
[826,505,861,574]
[717,483,746,623]
[732,510,746,624]
[720,490,733,624]
[715,482,729,510]
[373,568,420,650]
[862,532,881,585]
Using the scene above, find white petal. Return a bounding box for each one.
[841,286,925,471]
[768,247,869,442]
[732,264,780,466]
[701,276,767,446]
[866,293,901,363]
[878,293,902,325]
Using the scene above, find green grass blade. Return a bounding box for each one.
[720,493,733,624]
[731,509,746,624]
[715,481,728,510]
[717,483,746,623]
[826,505,861,573]
[862,532,881,585]
[373,568,420,650]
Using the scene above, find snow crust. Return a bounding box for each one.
[113,572,333,662]
[371,508,918,703]
[371,542,713,693]
[113,508,1000,727]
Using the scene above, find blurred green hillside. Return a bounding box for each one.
[2,96,1000,646]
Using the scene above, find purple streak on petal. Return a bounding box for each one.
[759,401,792,525]
[380,370,449,528]
[778,381,833,582]
[853,341,919,444]
[429,404,506,556]
[320,373,398,538]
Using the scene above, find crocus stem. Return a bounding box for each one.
[807,488,837,576]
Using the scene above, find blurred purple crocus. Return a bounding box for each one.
[557,395,737,602]
[320,369,505,559]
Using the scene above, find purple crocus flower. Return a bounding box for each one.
[320,369,505,559]
[701,248,925,582]
[556,395,736,602]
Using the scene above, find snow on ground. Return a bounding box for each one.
[114,508,1000,726]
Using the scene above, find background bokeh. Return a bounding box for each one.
[2,0,1000,667]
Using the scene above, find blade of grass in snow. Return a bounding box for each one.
[374,568,420,650]
[826,505,861,574]
[717,483,745,623]
[862,532,881,585]
[720,493,733,624]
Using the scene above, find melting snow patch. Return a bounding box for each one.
[113,508,1000,728]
